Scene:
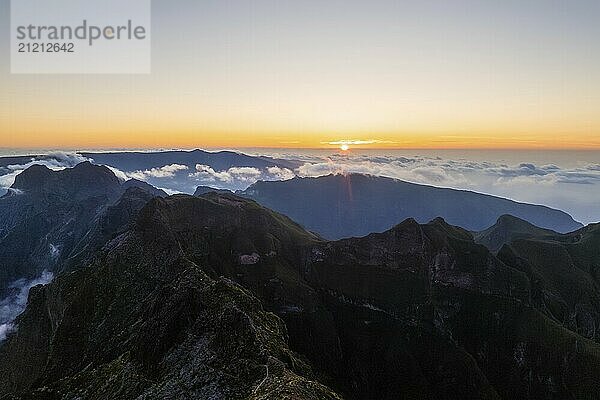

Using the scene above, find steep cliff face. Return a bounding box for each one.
[0,163,120,294]
[496,221,600,342]
[302,218,600,399]
[0,163,165,295]
[0,195,340,399]
[136,195,600,400]
[2,192,599,400]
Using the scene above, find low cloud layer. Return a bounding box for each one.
[296,155,600,188]
[1,150,598,224]
[128,164,189,180]
[184,164,296,190]
[0,271,54,342]
[101,163,296,192]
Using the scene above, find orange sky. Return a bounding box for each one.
[2,127,599,150]
[1,1,599,150]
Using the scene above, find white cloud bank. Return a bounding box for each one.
[128,164,189,180]
[1,151,597,223]
[0,271,54,342]
[295,155,600,188]
[188,164,295,188]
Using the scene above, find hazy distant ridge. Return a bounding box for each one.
[240,174,582,239]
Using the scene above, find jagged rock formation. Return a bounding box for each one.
[0,163,166,294]
[490,218,600,342]
[0,204,340,398]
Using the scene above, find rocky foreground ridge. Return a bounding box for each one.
[0,164,599,399]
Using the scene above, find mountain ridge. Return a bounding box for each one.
[3,191,599,398]
[0,162,168,295]
[474,214,561,252]
[493,218,600,342]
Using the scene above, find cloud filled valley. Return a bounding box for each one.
[0,271,53,342]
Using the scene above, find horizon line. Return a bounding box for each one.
[1,146,600,153]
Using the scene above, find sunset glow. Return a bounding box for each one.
[1,1,599,150]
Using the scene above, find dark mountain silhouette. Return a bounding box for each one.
[0,193,339,399]
[0,156,40,169]
[0,162,166,295]
[122,178,168,198]
[474,214,560,252]
[240,174,582,239]
[193,185,233,196]
[82,149,301,172]
[2,190,600,399]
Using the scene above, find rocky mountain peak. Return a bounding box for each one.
[11,164,53,191]
[11,161,121,198]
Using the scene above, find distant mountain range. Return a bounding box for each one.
[240,174,583,239]
[84,149,302,193]
[0,149,299,172]
[0,152,589,236]
[0,150,300,195]
[81,149,301,173]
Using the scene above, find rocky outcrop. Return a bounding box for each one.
[474,214,560,252]
[0,219,340,399]
[496,222,600,342]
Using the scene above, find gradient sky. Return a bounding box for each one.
[1,0,600,149]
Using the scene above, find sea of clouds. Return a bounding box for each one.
[1,150,598,224]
